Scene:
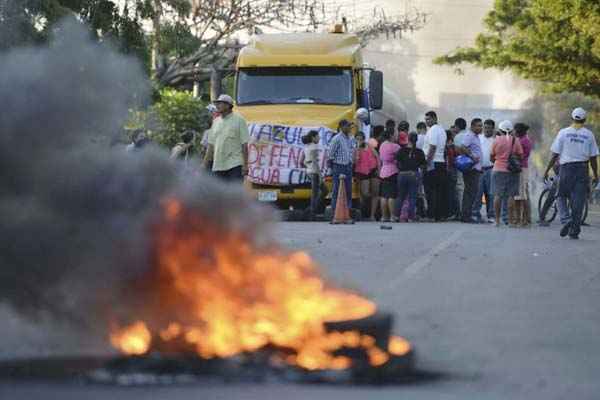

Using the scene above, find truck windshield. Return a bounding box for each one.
[237,67,353,106]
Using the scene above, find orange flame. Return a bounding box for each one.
[110,321,151,355]
[109,199,409,370]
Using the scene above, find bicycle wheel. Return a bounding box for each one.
[538,189,557,223]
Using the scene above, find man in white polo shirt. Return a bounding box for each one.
[423,110,448,221]
[544,107,599,239]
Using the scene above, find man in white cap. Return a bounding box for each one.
[203,94,250,181]
[490,120,523,226]
[543,107,599,239]
[355,107,371,140]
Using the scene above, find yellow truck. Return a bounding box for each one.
[235,28,384,212]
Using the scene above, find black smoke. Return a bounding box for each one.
[0,18,271,336]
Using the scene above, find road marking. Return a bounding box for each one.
[385,229,465,289]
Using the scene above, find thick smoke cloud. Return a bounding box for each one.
[0,19,271,334]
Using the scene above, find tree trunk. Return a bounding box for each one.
[210,67,223,101]
[151,0,163,75]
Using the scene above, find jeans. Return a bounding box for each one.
[447,168,459,217]
[397,173,418,220]
[309,173,320,214]
[456,170,464,216]
[462,169,481,221]
[557,195,571,224]
[331,163,353,215]
[473,168,494,219]
[424,162,449,221]
[558,163,589,235]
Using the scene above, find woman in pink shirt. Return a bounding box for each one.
[378,130,401,222]
[514,123,533,226]
[490,121,523,226]
[354,131,380,221]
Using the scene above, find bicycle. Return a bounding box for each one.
[538,176,589,225]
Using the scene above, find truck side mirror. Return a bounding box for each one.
[369,70,384,110]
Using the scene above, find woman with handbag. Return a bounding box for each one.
[490,121,524,227]
[514,123,533,227]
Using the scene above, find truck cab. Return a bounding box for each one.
[235,29,383,209]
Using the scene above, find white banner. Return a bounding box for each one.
[247,123,338,185]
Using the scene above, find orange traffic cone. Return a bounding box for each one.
[331,174,354,224]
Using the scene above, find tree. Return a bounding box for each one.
[1,0,148,62]
[153,1,429,88]
[434,0,600,99]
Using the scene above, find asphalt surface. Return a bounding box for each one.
[2,210,600,399]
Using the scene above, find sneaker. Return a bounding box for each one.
[487,218,495,224]
[560,222,571,238]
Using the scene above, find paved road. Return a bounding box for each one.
[2,211,600,399]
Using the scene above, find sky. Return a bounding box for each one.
[360,0,533,125]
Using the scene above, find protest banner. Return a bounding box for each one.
[247,123,337,186]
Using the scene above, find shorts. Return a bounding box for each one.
[492,170,519,198]
[380,174,398,198]
[514,168,529,200]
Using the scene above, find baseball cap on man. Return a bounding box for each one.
[572,107,587,121]
[355,108,369,121]
[214,94,234,105]
[498,120,514,133]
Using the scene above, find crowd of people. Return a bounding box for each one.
[318,108,598,238]
[125,94,598,239]
[321,110,535,227]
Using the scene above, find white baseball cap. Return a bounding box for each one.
[571,107,587,121]
[498,120,514,133]
[214,94,234,105]
[355,108,369,121]
[498,120,515,133]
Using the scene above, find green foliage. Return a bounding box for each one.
[435,0,600,98]
[1,0,150,70]
[128,89,210,149]
[518,91,600,169]
[158,21,201,58]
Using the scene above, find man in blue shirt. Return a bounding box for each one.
[328,119,355,222]
[461,118,483,223]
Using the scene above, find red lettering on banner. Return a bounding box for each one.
[269,145,282,167]
[288,146,301,168]
[278,147,289,168]
[248,143,259,165]
[257,144,267,167]
[270,169,280,185]
[248,166,281,185]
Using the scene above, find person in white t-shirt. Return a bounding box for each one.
[473,119,496,222]
[423,110,449,221]
[543,107,599,239]
[450,117,467,219]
